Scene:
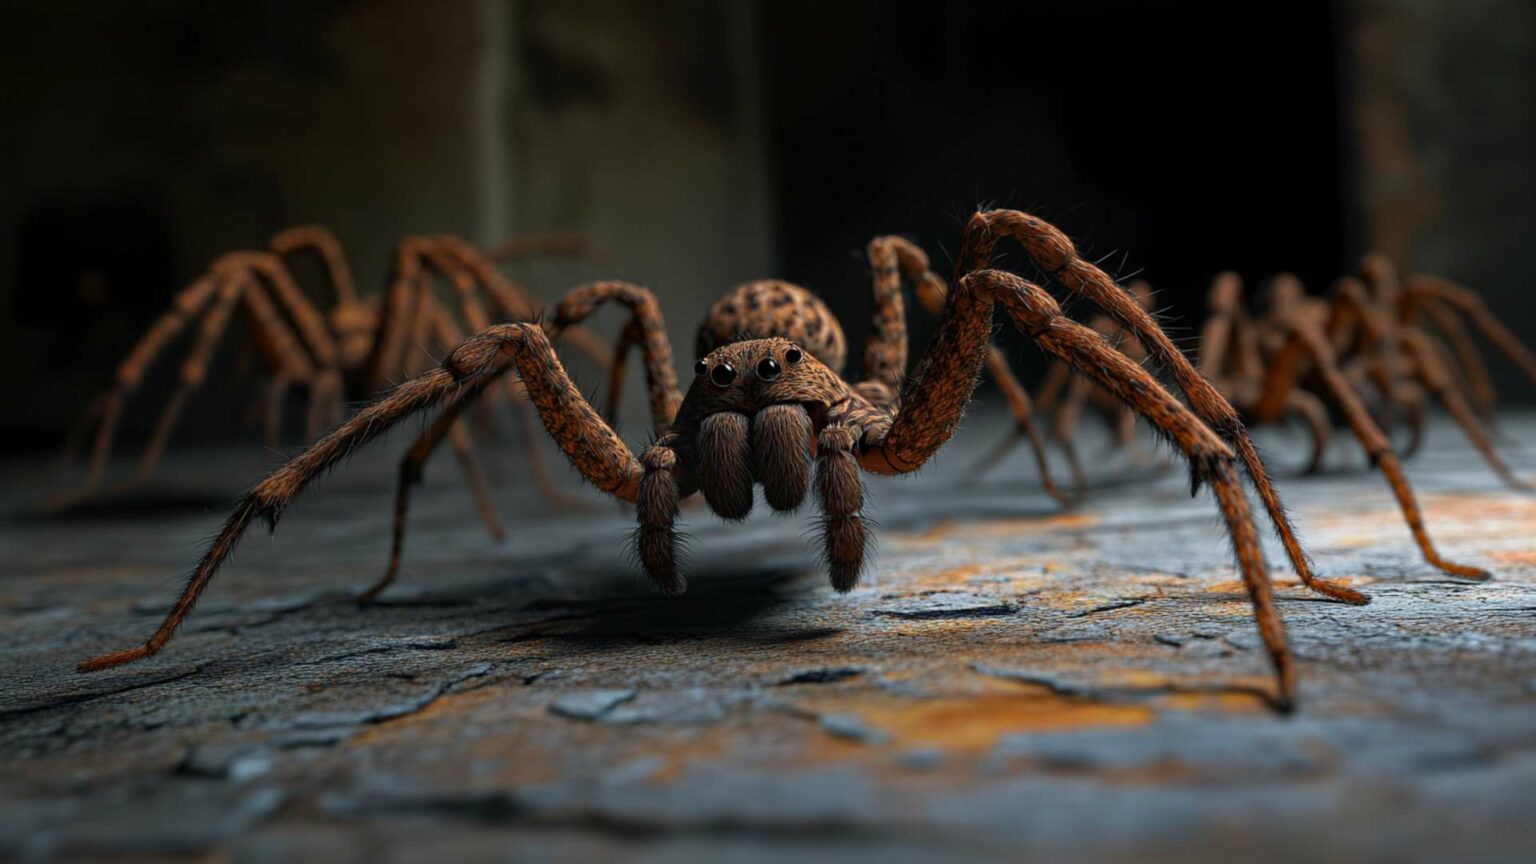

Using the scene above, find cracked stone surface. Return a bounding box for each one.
[2,411,1535,862]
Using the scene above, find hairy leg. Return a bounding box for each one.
[1407,275,1536,388]
[1400,329,1529,490]
[885,236,1069,501]
[968,347,1073,506]
[68,276,220,497]
[550,281,681,429]
[268,225,360,307]
[133,273,250,479]
[861,237,912,393]
[1416,298,1497,418]
[958,210,1339,609]
[864,268,1305,707]
[1256,325,1490,579]
[435,235,613,371]
[817,424,868,593]
[634,436,690,593]
[79,323,641,672]
[1285,389,1332,475]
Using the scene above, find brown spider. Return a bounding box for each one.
[1199,259,1532,581]
[80,209,1386,711]
[58,226,610,524]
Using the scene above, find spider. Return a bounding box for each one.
[58,226,610,525]
[1198,259,1529,580]
[80,209,1389,711]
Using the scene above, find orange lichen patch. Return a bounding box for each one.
[1490,550,1536,566]
[1310,493,1536,545]
[886,513,1100,548]
[908,564,984,589]
[642,726,734,784]
[1205,578,1304,595]
[1151,689,1270,713]
[800,687,1151,757]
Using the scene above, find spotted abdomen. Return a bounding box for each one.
[696,280,847,375]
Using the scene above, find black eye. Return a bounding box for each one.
[694,359,708,376]
[784,346,803,365]
[710,362,736,387]
[757,357,781,380]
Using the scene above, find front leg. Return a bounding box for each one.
[862,268,1348,710]
[78,323,642,672]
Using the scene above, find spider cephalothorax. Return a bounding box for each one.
[83,208,1420,711]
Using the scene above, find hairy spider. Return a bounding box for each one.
[81,209,1387,711]
[58,226,609,522]
[1199,259,1529,580]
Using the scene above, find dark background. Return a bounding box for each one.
[1,0,1531,458]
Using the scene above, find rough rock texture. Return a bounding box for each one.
[3,412,1534,863]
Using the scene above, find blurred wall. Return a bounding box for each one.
[1346,0,1536,396]
[1,1,1533,457]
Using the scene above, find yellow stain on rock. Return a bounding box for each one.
[803,686,1151,757]
[888,513,1100,548]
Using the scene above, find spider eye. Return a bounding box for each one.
[710,362,736,387]
[694,359,708,376]
[784,346,803,365]
[757,357,781,380]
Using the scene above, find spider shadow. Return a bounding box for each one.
[532,561,842,651]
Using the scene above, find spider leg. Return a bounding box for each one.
[885,236,1069,501]
[1406,275,1536,390]
[962,209,1343,611]
[1284,389,1332,475]
[365,239,430,388]
[262,374,294,448]
[377,293,510,574]
[1416,298,1497,419]
[966,346,1073,507]
[133,270,253,480]
[1049,373,1093,495]
[1397,382,1427,459]
[603,320,643,428]
[435,235,614,371]
[863,268,1304,708]
[1253,324,1490,579]
[634,435,692,593]
[79,322,641,672]
[817,423,869,593]
[549,281,682,429]
[65,275,220,499]
[861,237,914,393]
[367,384,504,605]
[1400,329,1530,490]
[268,225,360,307]
[380,280,676,591]
[221,252,344,443]
[233,265,334,447]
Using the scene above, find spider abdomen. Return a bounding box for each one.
[696,281,847,375]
